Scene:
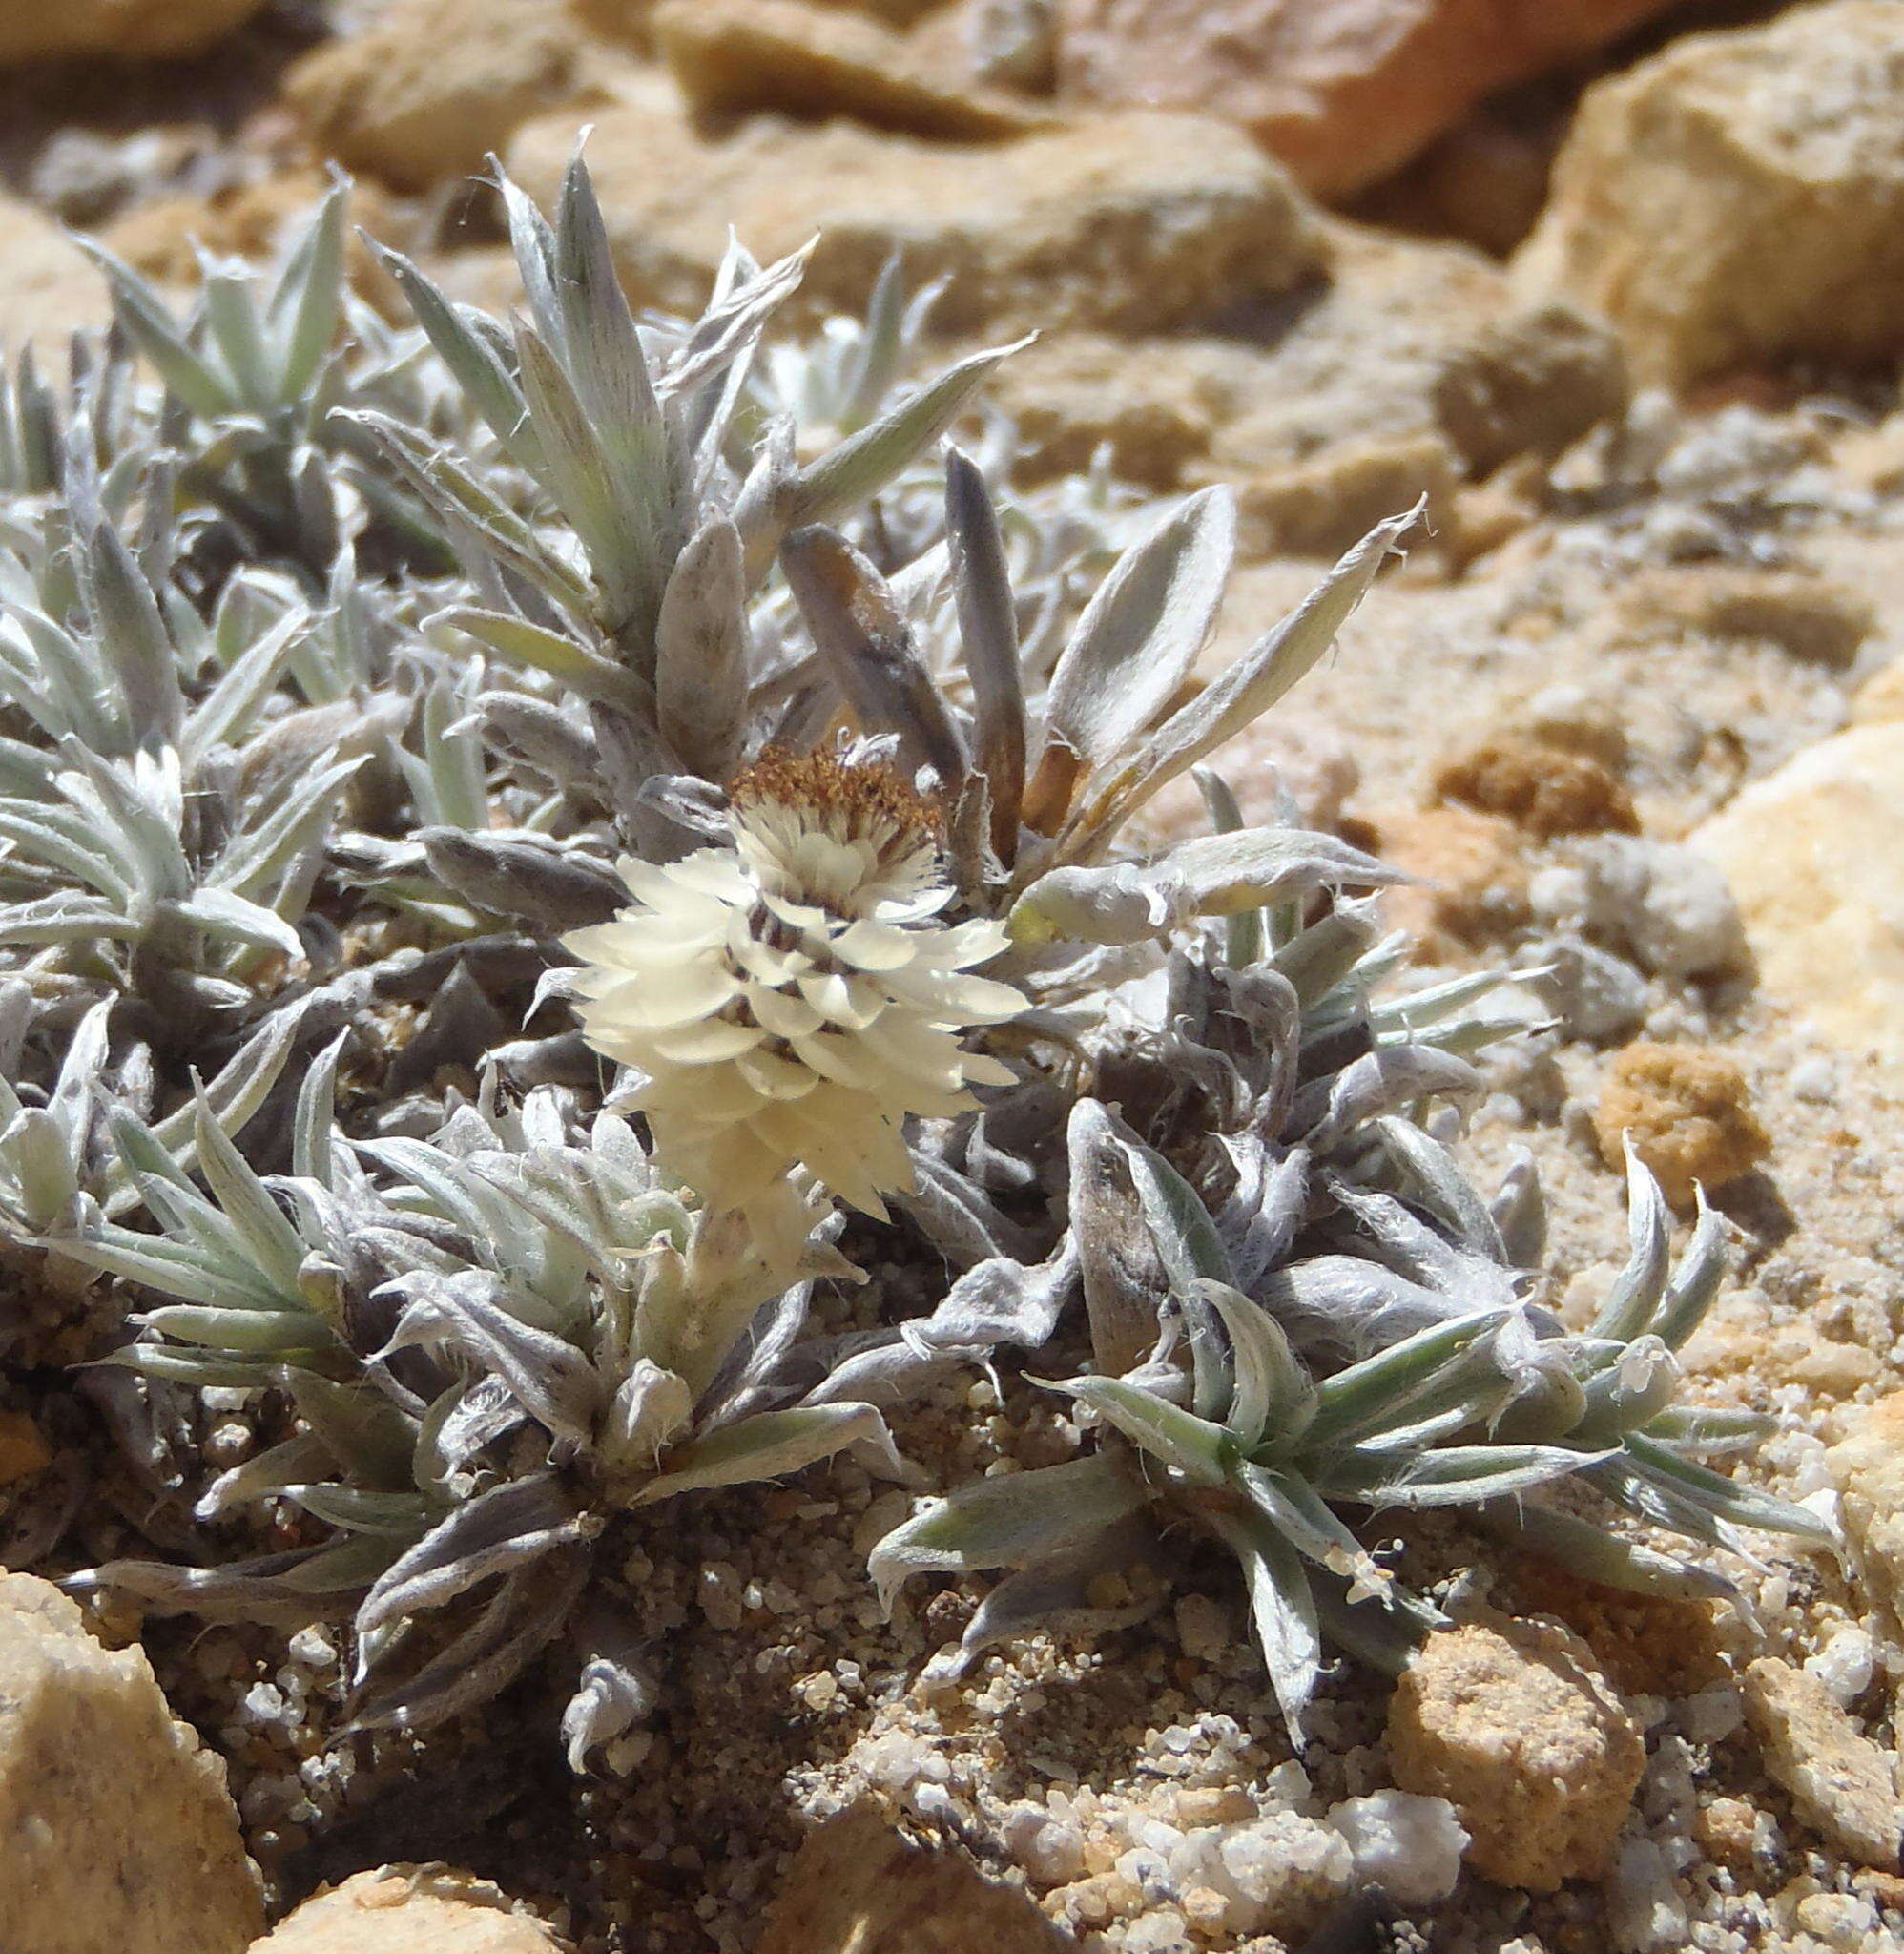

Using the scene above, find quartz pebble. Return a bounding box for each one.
[1827,1393,1904,1639]
[1326,1791,1467,1906]
[1741,1657,1902,1872]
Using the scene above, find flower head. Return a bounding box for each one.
[563,751,1024,1216]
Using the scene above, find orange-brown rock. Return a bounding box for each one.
[1356,102,1560,257]
[1434,735,1638,841]
[1053,0,1684,198]
[1593,1041,1770,1211]
[0,0,267,63]
[1505,1559,1726,1698]
[1693,1797,1766,1872]
[98,173,409,305]
[0,1411,50,1487]
[1374,803,1529,952]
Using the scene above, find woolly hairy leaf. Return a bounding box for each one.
[1057,1376,1231,1486]
[1008,828,1400,947]
[1203,1503,1320,1743]
[867,1452,1149,1613]
[634,1401,900,1504]
[788,337,1031,531]
[1030,486,1234,827]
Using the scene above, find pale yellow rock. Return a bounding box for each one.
[1620,564,1875,671]
[0,200,112,362]
[653,0,1053,140]
[284,0,601,192]
[1516,1,1904,385]
[0,1572,263,1954]
[1827,1393,1904,1640]
[0,0,266,63]
[1386,1614,1644,1891]
[1852,657,1904,726]
[1689,723,1904,1084]
[1742,1657,1902,1871]
[507,100,1319,335]
[983,332,1244,488]
[987,223,1623,509]
[1217,429,1462,562]
[1203,223,1625,485]
[251,1867,565,1952]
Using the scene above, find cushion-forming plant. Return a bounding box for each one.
[0,156,1829,1771]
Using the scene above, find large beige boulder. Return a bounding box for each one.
[1204,225,1625,480]
[0,1573,263,1954]
[1690,722,1904,1086]
[284,0,600,192]
[1516,1,1904,385]
[507,101,1319,334]
[988,221,1624,541]
[1052,0,1683,197]
[1386,1614,1644,1891]
[250,1867,565,1952]
[0,0,266,63]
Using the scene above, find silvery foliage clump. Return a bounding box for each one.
[0,149,1826,1764]
[0,157,1152,1751]
[874,892,1833,1737]
[59,1047,1004,1763]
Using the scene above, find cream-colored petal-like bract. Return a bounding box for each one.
[562,750,1027,1216]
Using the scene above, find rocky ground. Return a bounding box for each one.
[4,0,1904,1950]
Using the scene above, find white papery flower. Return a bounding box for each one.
[563,751,1024,1216]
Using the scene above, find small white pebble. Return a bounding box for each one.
[203,1421,253,1467]
[1806,1627,1876,1706]
[287,1627,337,1669]
[1327,1792,1467,1906]
[1120,1908,1191,1953]
[1679,1685,1743,1745]
[1794,1891,1878,1949]
[1607,1834,1686,1953]
[240,1682,286,1726]
[1001,1804,1087,1886]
